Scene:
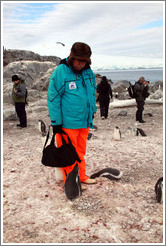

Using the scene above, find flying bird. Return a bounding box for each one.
[56,42,65,46]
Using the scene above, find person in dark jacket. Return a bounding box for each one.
[97,76,112,119]
[134,77,149,123]
[12,75,27,128]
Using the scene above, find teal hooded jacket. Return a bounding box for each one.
[47,59,97,129]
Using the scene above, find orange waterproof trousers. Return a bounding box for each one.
[56,128,89,183]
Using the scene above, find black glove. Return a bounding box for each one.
[52,125,62,134]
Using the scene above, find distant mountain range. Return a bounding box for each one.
[93,67,163,71]
[3,48,163,71]
[91,54,163,71]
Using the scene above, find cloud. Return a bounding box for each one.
[2,2,164,68]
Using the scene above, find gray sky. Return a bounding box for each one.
[2,1,164,69]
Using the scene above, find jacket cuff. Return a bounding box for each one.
[51,120,63,126]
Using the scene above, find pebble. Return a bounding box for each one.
[142,223,151,231]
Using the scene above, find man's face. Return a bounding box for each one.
[72,59,86,71]
[140,78,145,83]
[13,80,19,84]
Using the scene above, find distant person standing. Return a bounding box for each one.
[12,75,27,128]
[134,77,149,123]
[97,76,112,119]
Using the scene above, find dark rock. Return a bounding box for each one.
[112,80,130,93]
[144,113,153,117]
[3,108,17,121]
[118,110,127,116]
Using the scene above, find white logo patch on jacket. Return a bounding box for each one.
[69,82,77,90]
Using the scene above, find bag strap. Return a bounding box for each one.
[61,129,73,144]
[61,130,81,162]
[50,130,69,146]
[43,127,75,149]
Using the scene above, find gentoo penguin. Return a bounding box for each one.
[38,119,48,145]
[64,163,82,200]
[90,167,123,181]
[38,119,47,136]
[114,126,121,141]
[155,177,163,203]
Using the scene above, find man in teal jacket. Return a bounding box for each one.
[47,42,97,184]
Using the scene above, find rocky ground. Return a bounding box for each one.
[3,102,163,244]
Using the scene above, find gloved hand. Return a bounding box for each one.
[52,125,62,134]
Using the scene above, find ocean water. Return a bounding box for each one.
[94,69,163,84]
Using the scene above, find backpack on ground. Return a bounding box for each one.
[128,82,136,98]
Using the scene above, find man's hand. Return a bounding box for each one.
[143,81,149,86]
[52,125,62,134]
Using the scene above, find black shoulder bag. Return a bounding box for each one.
[41,127,81,167]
